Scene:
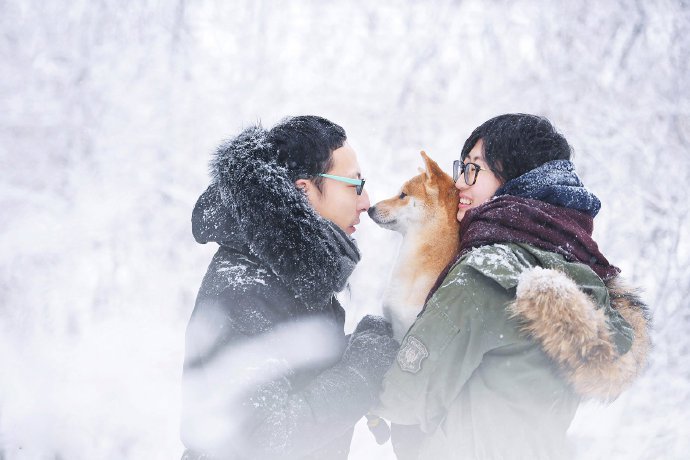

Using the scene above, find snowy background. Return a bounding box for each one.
[2,0,689,458]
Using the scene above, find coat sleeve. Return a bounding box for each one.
[181,285,387,458]
[374,264,514,433]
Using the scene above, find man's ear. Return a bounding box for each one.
[295,179,319,208]
[295,178,310,193]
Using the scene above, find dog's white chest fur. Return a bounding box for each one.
[382,236,438,341]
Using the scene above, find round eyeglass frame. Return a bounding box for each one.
[452,160,484,186]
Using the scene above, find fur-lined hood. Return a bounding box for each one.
[510,267,651,402]
[192,125,360,308]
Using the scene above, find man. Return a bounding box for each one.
[181,116,398,459]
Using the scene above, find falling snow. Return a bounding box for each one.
[2,1,689,459]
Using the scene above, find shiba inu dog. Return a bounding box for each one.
[368,152,460,340]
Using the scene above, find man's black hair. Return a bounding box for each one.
[268,115,347,191]
[460,114,572,183]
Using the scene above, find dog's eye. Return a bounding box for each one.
[399,192,407,199]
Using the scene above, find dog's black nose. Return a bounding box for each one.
[367,206,376,217]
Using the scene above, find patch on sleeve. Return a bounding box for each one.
[396,335,429,373]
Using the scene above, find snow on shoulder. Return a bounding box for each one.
[463,244,533,290]
[516,266,577,298]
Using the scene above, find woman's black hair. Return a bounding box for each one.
[268,115,347,191]
[460,114,572,183]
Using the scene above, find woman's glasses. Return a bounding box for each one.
[318,174,366,195]
[452,160,484,186]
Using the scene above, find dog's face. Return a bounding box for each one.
[368,152,459,234]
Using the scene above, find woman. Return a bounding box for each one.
[181,116,398,459]
[376,114,651,459]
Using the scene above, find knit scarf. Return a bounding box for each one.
[494,159,601,217]
[458,195,620,280]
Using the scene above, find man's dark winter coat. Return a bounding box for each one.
[181,126,396,459]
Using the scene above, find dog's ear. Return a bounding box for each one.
[420,151,445,182]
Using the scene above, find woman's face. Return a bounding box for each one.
[454,139,503,222]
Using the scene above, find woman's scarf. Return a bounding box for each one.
[458,195,620,280]
[494,159,601,217]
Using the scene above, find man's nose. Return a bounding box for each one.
[358,190,371,212]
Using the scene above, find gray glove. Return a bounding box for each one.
[343,316,398,387]
[352,314,394,337]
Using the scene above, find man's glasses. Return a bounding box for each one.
[452,160,485,186]
[318,174,366,195]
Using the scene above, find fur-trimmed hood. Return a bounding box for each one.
[192,125,360,308]
[510,267,652,402]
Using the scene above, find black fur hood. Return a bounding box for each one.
[192,125,361,308]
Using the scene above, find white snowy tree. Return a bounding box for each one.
[1,0,688,458]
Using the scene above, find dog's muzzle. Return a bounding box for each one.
[368,205,397,228]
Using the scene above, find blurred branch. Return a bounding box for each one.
[170,0,187,56]
[618,0,646,70]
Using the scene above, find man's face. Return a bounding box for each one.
[299,142,370,235]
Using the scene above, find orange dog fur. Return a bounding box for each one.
[368,151,460,340]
